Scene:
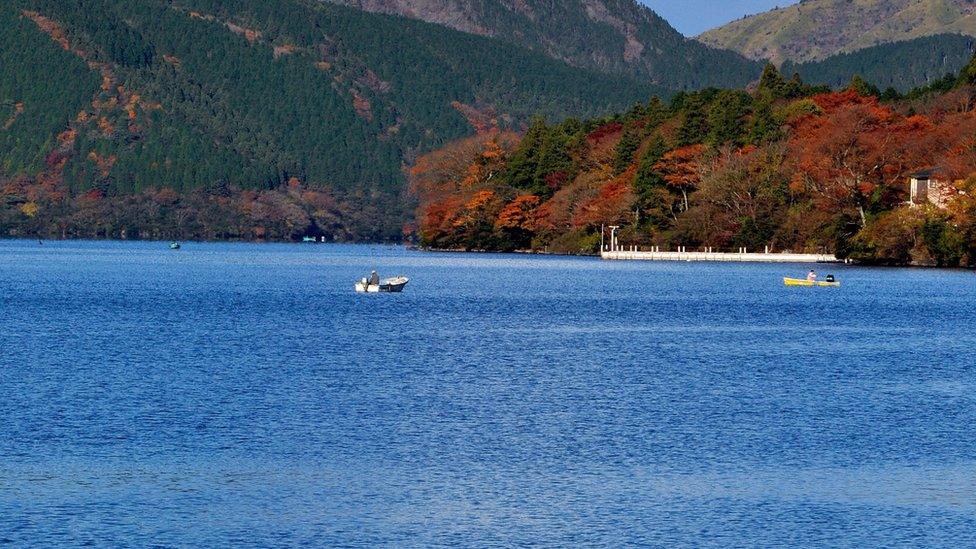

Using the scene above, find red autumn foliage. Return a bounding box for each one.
[656,144,706,190]
[789,91,976,225]
[572,166,637,228]
[586,122,623,143]
[495,194,541,230]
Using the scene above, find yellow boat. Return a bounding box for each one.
[784,277,840,287]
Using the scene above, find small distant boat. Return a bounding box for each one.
[169,242,181,250]
[355,276,409,293]
[784,277,839,287]
[302,236,317,243]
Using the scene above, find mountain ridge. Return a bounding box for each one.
[699,0,976,64]
[323,0,763,89]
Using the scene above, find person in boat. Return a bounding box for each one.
[806,270,817,282]
[825,274,835,283]
[369,270,380,286]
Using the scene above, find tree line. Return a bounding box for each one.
[411,59,976,267]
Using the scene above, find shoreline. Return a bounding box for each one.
[5,238,975,269]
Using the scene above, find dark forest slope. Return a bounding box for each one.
[0,0,661,238]
[784,34,976,92]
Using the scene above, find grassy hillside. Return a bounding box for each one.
[699,0,976,64]
[784,34,976,92]
[325,0,763,90]
[0,0,662,239]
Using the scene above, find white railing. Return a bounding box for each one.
[601,247,841,263]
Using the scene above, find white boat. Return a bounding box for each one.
[355,276,409,293]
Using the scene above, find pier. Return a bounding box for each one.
[599,226,841,263]
[601,246,841,263]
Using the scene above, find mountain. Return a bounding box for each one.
[0,0,664,240]
[784,34,976,92]
[323,0,763,90]
[699,0,976,64]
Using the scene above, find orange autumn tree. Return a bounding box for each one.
[495,194,541,248]
[655,144,706,212]
[409,132,518,246]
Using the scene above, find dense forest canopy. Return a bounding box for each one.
[410,60,976,266]
[0,0,659,240]
[784,34,976,93]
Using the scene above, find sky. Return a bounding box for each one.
[641,0,801,36]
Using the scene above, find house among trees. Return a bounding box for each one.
[909,168,952,209]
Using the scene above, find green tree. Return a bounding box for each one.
[633,133,674,230]
[533,128,573,197]
[613,125,641,175]
[847,74,880,97]
[708,90,751,147]
[757,63,787,98]
[880,87,901,101]
[505,117,549,190]
[747,100,781,145]
[960,53,976,86]
[624,102,646,121]
[782,72,806,99]
[633,134,668,204]
[677,95,709,146]
[645,96,667,126]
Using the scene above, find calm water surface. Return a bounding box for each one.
[1,240,975,546]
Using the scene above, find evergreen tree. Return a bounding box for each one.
[880,87,902,102]
[504,117,549,190]
[646,96,667,126]
[677,95,709,146]
[847,75,881,97]
[783,73,806,99]
[533,128,573,197]
[624,102,646,122]
[669,91,688,113]
[905,74,958,99]
[634,133,668,199]
[708,90,751,147]
[558,117,583,137]
[633,133,670,228]
[960,53,976,86]
[613,125,641,175]
[757,63,787,98]
[747,100,781,145]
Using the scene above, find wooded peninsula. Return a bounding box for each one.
[410,61,976,267]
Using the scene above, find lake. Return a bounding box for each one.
[2,240,975,546]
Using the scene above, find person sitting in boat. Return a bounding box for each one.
[806,270,817,282]
[825,274,835,283]
[369,270,380,286]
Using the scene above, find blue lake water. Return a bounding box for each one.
[1,240,976,546]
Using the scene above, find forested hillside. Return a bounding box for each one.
[699,0,976,64]
[324,0,763,90]
[0,0,659,240]
[784,34,976,93]
[410,59,976,266]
